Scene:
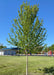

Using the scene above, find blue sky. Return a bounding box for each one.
[0,0,54,47]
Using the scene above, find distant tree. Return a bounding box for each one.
[48,44,54,51]
[0,44,6,49]
[44,44,54,53]
[7,2,46,75]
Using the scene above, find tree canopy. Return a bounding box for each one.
[7,2,46,53]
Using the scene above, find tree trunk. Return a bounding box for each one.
[26,51,28,75]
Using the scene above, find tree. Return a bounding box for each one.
[0,44,6,49]
[7,2,46,75]
[44,44,54,53]
[49,44,54,51]
[47,44,54,52]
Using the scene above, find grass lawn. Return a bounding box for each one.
[0,56,54,75]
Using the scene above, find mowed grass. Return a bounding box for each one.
[0,56,54,75]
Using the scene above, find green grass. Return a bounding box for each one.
[0,56,54,75]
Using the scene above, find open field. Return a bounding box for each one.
[0,56,54,75]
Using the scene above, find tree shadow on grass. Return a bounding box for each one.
[43,67,54,75]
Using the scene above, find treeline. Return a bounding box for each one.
[44,44,54,52]
[0,43,54,54]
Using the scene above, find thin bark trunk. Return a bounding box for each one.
[26,51,28,75]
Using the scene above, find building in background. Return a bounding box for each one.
[0,48,20,56]
[47,50,52,56]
